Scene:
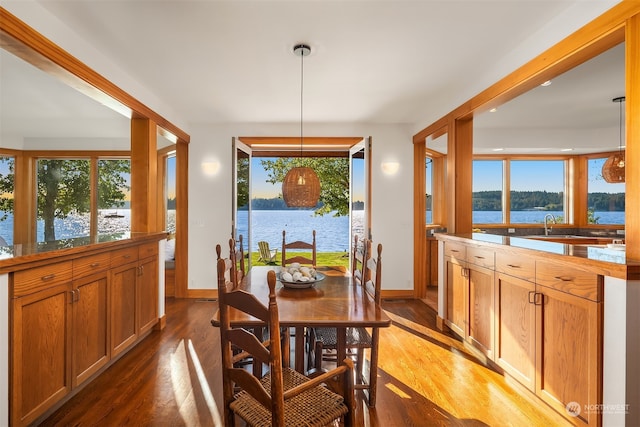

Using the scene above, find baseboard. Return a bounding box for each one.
[436,315,445,331]
[187,289,218,299]
[380,289,415,299]
[155,315,166,330]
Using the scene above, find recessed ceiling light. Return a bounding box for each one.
[489,108,498,113]
[560,148,574,152]
[492,148,504,152]
[541,80,552,87]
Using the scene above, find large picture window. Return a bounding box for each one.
[36,157,130,242]
[587,157,625,224]
[473,160,503,224]
[509,160,565,224]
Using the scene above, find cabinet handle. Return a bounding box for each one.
[75,289,80,302]
[474,256,485,259]
[450,249,459,253]
[90,262,100,268]
[41,274,55,281]
[528,291,544,305]
[528,291,536,304]
[554,276,573,282]
[506,264,521,268]
[123,254,131,259]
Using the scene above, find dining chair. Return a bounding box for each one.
[310,240,383,407]
[257,241,278,264]
[282,229,316,267]
[216,258,355,426]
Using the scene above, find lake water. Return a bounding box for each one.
[0,209,624,248]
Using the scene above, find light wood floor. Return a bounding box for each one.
[42,298,571,426]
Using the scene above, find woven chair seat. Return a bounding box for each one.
[314,327,372,349]
[230,367,348,426]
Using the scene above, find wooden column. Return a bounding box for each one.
[12,152,34,245]
[571,157,588,227]
[175,139,189,298]
[626,13,640,262]
[131,118,158,233]
[413,140,427,298]
[446,117,473,234]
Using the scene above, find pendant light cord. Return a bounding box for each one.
[618,96,623,154]
[300,47,304,159]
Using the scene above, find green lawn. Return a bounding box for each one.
[249,251,350,268]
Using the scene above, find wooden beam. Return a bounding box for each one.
[413,141,426,298]
[175,139,189,298]
[626,12,640,262]
[131,118,158,233]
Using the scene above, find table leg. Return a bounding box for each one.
[282,327,290,368]
[295,327,305,373]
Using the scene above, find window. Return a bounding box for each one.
[473,160,503,224]
[166,154,176,234]
[97,159,131,235]
[510,160,565,224]
[36,157,131,242]
[425,157,433,224]
[0,156,15,245]
[587,157,625,224]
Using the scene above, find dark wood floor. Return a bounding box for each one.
[41,297,571,426]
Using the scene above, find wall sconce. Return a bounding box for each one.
[201,160,221,176]
[381,161,400,176]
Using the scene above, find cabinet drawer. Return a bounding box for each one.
[138,242,158,260]
[444,241,466,260]
[496,251,535,282]
[536,260,601,302]
[13,261,73,297]
[73,252,110,279]
[467,246,495,269]
[111,247,139,268]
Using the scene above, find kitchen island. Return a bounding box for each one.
[436,233,640,427]
[0,232,166,426]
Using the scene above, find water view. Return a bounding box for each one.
[0,209,624,248]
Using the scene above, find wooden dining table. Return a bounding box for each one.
[211,265,391,373]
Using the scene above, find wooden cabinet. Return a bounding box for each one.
[494,271,536,391]
[110,259,138,358]
[535,260,602,427]
[467,261,494,359]
[11,281,72,427]
[10,239,161,426]
[444,242,495,358]
[138,253,158,335]
[444,242,467,338]
[494,253,602,426]
[71,273,109,387]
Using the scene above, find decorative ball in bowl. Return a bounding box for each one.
[279,263,325,289]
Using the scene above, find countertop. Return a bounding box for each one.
[436,232,640,280]
[0,231,166,273]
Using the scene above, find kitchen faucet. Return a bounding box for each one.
[544,213,556,236]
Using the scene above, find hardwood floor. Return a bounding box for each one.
[41,298,571,426]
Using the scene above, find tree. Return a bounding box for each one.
[0,157,15,222]
[260,157,349,216]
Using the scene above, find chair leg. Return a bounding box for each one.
[367,329,380,407]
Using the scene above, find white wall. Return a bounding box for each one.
[188,122,414,292]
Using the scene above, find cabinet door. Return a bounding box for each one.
[468,264,494,359]
[138,256,158,335]
[494,272,536,391]
[72,273,109,387]
[445,257,466,338]
[11,283,72,426]
[110,262,138,357]
[536,285,602,426]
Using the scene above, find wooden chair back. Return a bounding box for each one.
[231,235,246,282]
[217,258,285,425]
[351,235,370,287]
[282,229,316,266]
[364,242,382,304]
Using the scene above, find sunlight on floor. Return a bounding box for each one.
[170,339,222,426]
[384,382,411,399]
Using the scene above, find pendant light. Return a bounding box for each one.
[282,44,321,208]
[601,96,626,183]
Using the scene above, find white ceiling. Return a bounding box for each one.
[0,0,625,154]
